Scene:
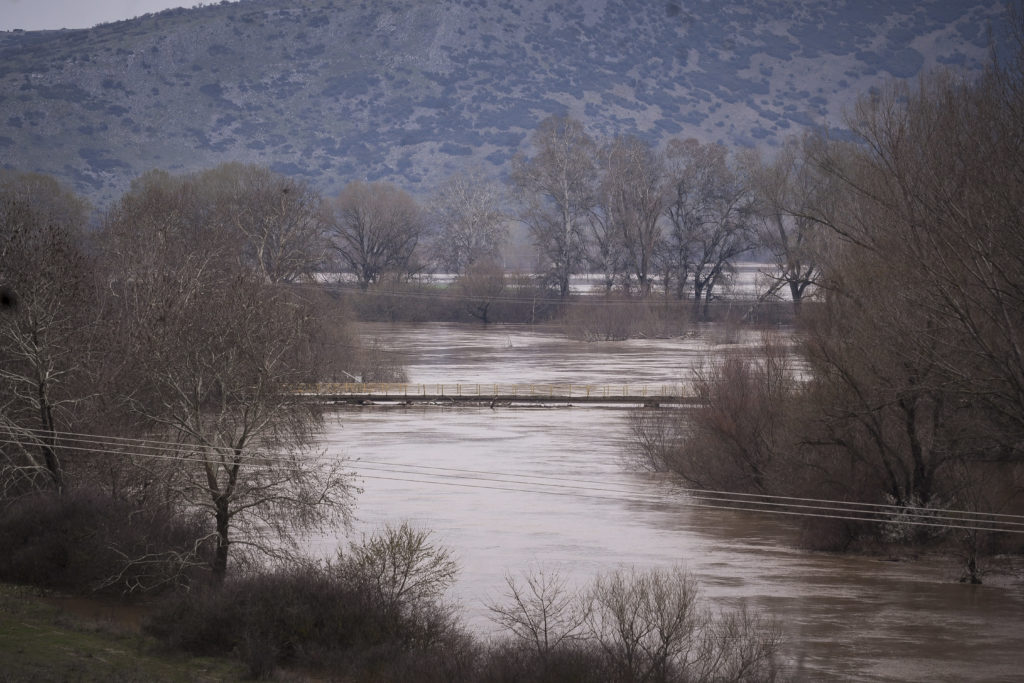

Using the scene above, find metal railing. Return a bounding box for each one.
[303,382,688,400]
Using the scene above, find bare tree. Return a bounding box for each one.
[663,139,754,319]
[343,521,458,621]
[457,258,507,324]
[327,180,425,289]
[631,336,798,494]
[587,174,630,294]
[197,163,329,284]
[792,57,1024,511]
[749,135,830,315]
[101,174,355,581]
[587,566,701,681]
[488,564,782,681]
[586,565,781,682]
[430,172,507,275]
[0,173,94,494]
[488,566,590,660]
[510,116,596,298]
[596,136,665,296]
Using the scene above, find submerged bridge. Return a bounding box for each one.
[307,382,701,407]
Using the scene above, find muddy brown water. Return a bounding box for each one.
[311,323,1024,681]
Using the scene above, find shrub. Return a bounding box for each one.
[487,565,784,682]
[562,296,661,341]
[0,488,208,594]
[145,522,467,678]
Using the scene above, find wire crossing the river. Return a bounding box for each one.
[3,425,1023,535]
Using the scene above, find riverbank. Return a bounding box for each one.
[5,544,1021,682]
[0,583,243,681]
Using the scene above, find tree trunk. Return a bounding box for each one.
[789,281,804,317]
[559,271,570,299]
[212,496,230,582]
[692,281,704,321]
[37,383,63,492]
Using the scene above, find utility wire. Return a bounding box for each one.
[351,472,1024,535]
[5,425,1022,525]
[9,425,1023,523]
[4,425,1023,533]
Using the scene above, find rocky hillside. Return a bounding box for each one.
[0,0,1004,207]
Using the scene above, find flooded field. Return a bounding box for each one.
[315,323,1024,682]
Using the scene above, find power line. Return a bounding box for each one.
[5,425,1022,527]
[3,425,1023,534]
[354,471,1022,535]
[11,425,1022,523]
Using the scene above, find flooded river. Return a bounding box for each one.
[316,323,1024,681]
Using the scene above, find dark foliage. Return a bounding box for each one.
[0,489,209,594]
[144,560,472,680]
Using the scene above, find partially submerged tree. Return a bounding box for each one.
[458,258,507,324]
[510,116,596,298]
[327,180,425,289]
[663,139,754,319]
[629,18,1024,563]
[749,135,831,315]
[430,172,507,275]
[596,136,665,296]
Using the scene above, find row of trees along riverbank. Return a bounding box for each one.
[632,17,1024,583]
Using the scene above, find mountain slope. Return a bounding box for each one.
[0,0,1004,206]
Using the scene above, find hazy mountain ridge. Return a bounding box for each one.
[0,0,1003,207]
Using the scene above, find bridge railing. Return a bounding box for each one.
[302,382,687,400]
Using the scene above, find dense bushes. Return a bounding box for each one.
[145,562,474,679]
[0,488,209,594]
[142,527,783,680]
[341,278,788,332]
[145,523,470,679]
[143,524,473,680]
[488,565,782,683]
[342,277,562,325]
[562,295,670,341]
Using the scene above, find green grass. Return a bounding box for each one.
[0,583,245,682]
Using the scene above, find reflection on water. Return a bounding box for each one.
[313,323,1024,682]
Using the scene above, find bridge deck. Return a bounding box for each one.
[306,383,700,406]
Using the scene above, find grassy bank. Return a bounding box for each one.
[0,583,243,682]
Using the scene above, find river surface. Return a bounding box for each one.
[315,322,1024,682]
